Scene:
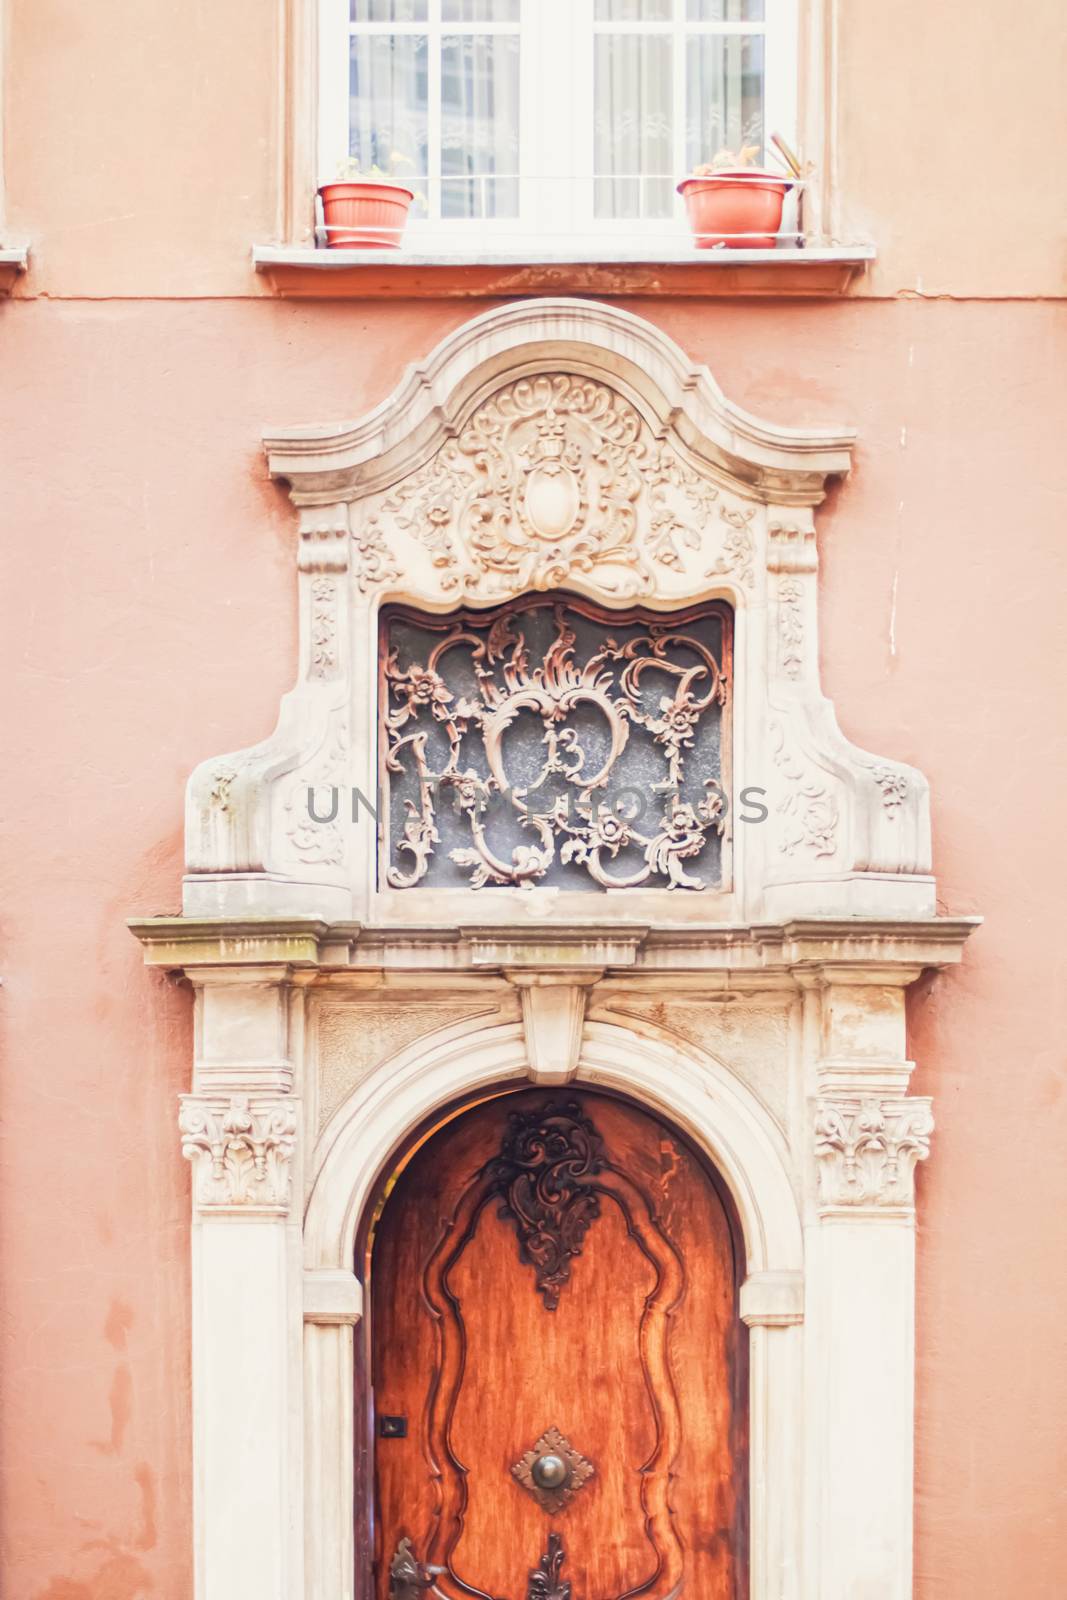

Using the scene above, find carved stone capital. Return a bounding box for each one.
[813,1096,933,1212]
[180,1093,298,1213]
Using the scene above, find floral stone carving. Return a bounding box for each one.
[814,1097,934,1208]
[381,597,730,892]
[381,372,751,597]
[770,720,839,860]
[179,1094,298,1210]
[183,302,936,923]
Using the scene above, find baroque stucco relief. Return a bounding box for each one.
[365,371,755,597]
[182,297,932,929]
[130,299,978,1600]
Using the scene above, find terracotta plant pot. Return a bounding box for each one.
[677,170,793,249]
[318,180,415,250]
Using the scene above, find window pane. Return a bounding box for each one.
[441,33,520,218]
[687,0,765,19]
[686,34,764,165]
[595,0,672,18]
[443,0,520,19]
[595,34,673,219]
[351,0,427,20]
[349,33,428,205]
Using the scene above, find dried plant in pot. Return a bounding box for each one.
[318,154,418,250]
[677,142,798,250]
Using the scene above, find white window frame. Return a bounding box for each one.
[318,0,798,250]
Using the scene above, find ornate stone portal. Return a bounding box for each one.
[130,299,975,1600]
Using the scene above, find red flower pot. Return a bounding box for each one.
[318,181,415,250]
[677,171,792,249]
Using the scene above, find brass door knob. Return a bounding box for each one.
[530,1452,568,1490]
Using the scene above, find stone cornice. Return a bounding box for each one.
[252,246,875,306]
[263,296,856,508]
[130,914,979,980]
[128,916,334,968]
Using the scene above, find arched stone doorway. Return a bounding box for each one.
[298,1010,805,1600]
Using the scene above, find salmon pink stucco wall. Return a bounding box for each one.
[4,0,1067,297]
[1,296,1066,1599]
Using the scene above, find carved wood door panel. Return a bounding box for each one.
[368,1089,747,1600]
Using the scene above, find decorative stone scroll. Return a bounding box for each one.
[179,1093,298,1211]
[814,1096,934,1210]
[381,596,729,892]
[380,372,752,599]
[182,298,935,924]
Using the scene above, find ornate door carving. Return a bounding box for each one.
[368,1089,748,1600]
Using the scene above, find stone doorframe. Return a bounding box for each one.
[129,299,977,1598]
[131,917,974,1600]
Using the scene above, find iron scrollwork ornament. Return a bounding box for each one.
[489,1101,605,1311]
[527,1534,570,1600]
[380,598,730,893]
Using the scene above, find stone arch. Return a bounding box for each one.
[304,1013,802,1280]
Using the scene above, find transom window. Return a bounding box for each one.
[318,0,797,243]
[378,596,732,894]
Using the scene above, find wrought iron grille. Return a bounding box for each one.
[379,595,731,893]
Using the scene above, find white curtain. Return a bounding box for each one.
[593,0,766,220]
[685,33,765,168]
[349,2,521,220]
[348,31,429,209]
[348,2,764,227]
[594,30,674,219]
[440,27,520,218]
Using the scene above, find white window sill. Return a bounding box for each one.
[251,241,875,299]
[0,245,29,294]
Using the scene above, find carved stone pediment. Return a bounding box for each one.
[369,371,753,600]
[182,298,934,927]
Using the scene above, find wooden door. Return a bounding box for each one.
[367,1089,747,1600]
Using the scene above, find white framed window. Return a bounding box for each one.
[318,0,798,247]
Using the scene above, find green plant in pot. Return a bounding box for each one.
[677,137,801,250]
[318,153,420,251]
